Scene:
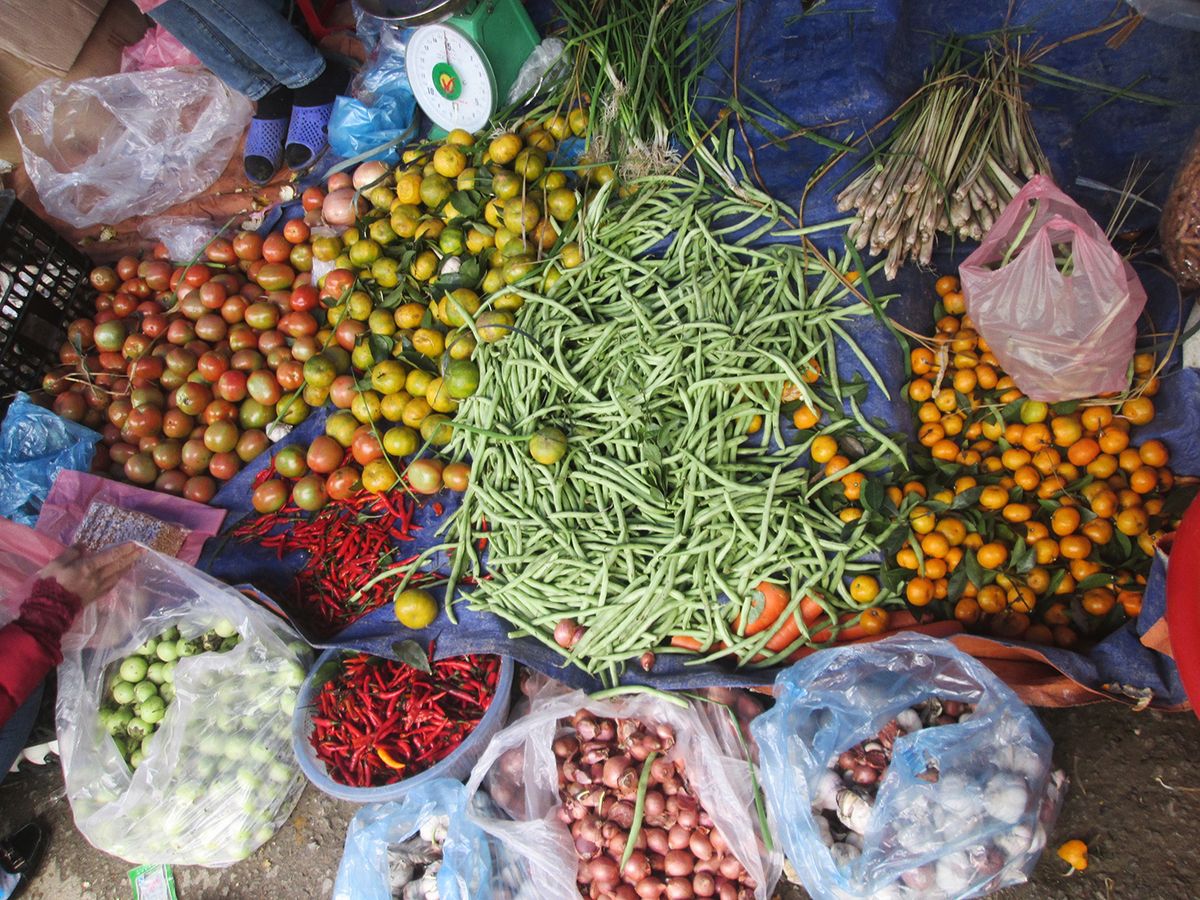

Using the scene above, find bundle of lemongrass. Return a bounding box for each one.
[838,38,1049,279]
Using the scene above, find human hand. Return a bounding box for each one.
[38,543,143,605]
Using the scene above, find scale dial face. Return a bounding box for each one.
[405,22,497,134]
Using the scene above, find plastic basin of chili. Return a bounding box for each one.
[291,647,514,802]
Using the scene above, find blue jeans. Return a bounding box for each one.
[0,681,43,784]
[150,0,326,101]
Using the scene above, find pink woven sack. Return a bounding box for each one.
[960,175,1146,401]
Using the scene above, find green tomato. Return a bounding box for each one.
[267,762,292,784]
[198,733,224,756]
[195,757,219,779]
[220,636,240,653]
[176,638,199,658]
[106,707,134,736]
[129,749,144,769]
[159,625,180,642]
[160,683,176,704]
[112,681,136,706]
[146,662,166,685]
[216,713,239,734]
[236,769,261,792]
[161,661,176,684]
[287,640,310,659]
[213,619,238,639]
[140,695,167,724]
[278,693,297,717]
[110,735,128,756]
[133,681,158,703]
[141,733,157,755]
[119,656,149,683]
[253,825,275,845]
[176,782,202,804]
[135,638,159,657]
[277,661,306,688]
[222,735,249,761]
[98,707,115,730]
[156,641,179,662]
[249,742,273,765]
[126,716,151,740]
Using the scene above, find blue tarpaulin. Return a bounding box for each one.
[200,0,1200,701]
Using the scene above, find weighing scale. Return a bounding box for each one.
[357,0,541,134]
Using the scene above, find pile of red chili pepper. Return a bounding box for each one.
[232,467,418,633]
[309,652,501,788]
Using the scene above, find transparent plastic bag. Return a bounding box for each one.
[465,677,782,900]
[1128,0,1200,29]
[138,216,217,262]
[0,392,99,527]
[329,25,416,161]
[960,175,1146,401]
[750,634,1064,900]
[57,551,310,866]
[10,70,251,228]
[333,779,515,900]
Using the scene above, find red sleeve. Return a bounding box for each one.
[0,579,82,727]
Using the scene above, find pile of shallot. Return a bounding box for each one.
[554,710,756,900]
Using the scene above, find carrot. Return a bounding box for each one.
[734,582,788,636]
[764,594,828,653]
[670,635,706,652]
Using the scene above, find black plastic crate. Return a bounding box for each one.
[0,190,93,416]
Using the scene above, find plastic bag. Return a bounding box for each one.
[751,634,1064,900]
[10,70,252,228]
[465,678,782,899]
[120,25,203,73]
[959,175,1147,401]
[1128,0,1200,29]
[333,779,518,900]
[505,38,568,105]
[329,26,416,161]
[0,517,63,627]
[138,216,217,261]
[57,551,310,866]
[0,392,99,527]
[36,470,225,565]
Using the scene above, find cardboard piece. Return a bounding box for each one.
[0,0,148,166]
[0,0,109,75]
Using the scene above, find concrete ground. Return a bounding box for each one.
[3,702,1198,900]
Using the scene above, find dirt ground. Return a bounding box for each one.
[3,701,1198,900]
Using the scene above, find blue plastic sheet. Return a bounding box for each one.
[329,26,417,162]
[751,634,1063,899]
[332,779,495,900]
[200,0,1200,700]
[0,393,99,526]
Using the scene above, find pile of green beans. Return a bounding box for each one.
[441,166,907,682]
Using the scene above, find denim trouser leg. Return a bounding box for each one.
[0,681,44,786]
[151,0,326,101]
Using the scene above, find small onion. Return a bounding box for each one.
[603,755,632,789]
[666,877,695,899]
[636,876,666,899]
[837,750,857,771]
[623,850,651,882]
[614,888,639,900]
[651,757,676,783]
[644,827,669,855]
[596,718,617,742]
[718,855,743,880]
[556,618,581,648]
[665,850,694,877]
[554,735,581,759]
[851,765,878,786]
[709,829,727,854]
[692,872,716,897]
[689,832,713,861]
[715,880,737,900]
[644,790,666,819]
[610,801,635,830]
[589,855,620,887]
[668,825,691,850]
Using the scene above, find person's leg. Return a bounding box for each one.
[0,683,42,781]
[168,0,326,94]
[149,0,279,101]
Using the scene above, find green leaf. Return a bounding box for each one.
[450,191,481,218]
[391,639,432,674]
[1051,400,1080,415]
[862,479,885,514]
[1160,483,1199,520]
[368,333,395,364]
[1046,568,1068,596]
[1010,537,1035,575]
[1113,529,1133,558]
[949,486,984,511]
[946,564,968,603]
[964,549,984,589]
[1076,573,1116,592]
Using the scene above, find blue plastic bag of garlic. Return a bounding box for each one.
[751,634,1065,899]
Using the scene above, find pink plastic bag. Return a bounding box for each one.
[0,518,64,627]
[960,175,1146,401]
[35,471,225,566]
[120,26,202,73]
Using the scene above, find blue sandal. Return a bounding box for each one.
[285,102,335,171]
[244,116,288,185]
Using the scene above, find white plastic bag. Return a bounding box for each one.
[10,70,251,228]
[57,551,309,866]
[465,678,782,899]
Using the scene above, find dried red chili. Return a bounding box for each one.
[231,468,422,634]
[308,651,500,788]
